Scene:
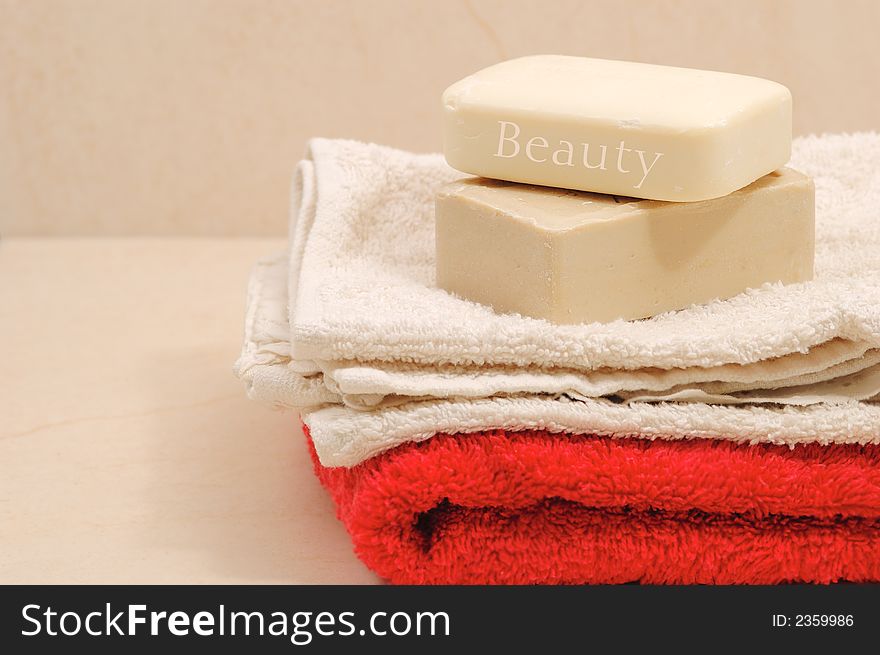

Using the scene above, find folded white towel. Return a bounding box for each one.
[234,133,880,467]
[241,250,880,409]
[235,251,880,467]
[305,395,880,467]
[287,134,880,373]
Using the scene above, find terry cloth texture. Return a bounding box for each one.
[287,133,880,371]
[233,133,880,468]
[240,253,880,409]
[302,395,880,468]
[307,424,880,584]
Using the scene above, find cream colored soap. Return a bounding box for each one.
[435,169,814,324]
[443,56,792,201]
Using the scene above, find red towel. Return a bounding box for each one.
[307,424,880,584]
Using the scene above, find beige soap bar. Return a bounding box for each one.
[435,168,814,324]
[443,56,792,202]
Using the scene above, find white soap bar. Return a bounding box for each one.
[442,56,792,201]
[435,168,814,324]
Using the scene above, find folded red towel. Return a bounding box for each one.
[307,425,880,584]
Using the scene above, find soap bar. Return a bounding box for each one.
[442,56,792,201]
[435,168,814,324]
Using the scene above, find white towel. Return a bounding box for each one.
[234,133,880,467]
[235,251,880,468]
[287,134,880,371]
[242,250,880,408]
[305,395,880,467]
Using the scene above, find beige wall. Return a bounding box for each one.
[2,0,879,236]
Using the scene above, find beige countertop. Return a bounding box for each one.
[0,238,379,584]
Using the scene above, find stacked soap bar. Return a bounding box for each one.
[436,55,815,324]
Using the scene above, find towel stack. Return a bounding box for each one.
[235,59,880,584]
